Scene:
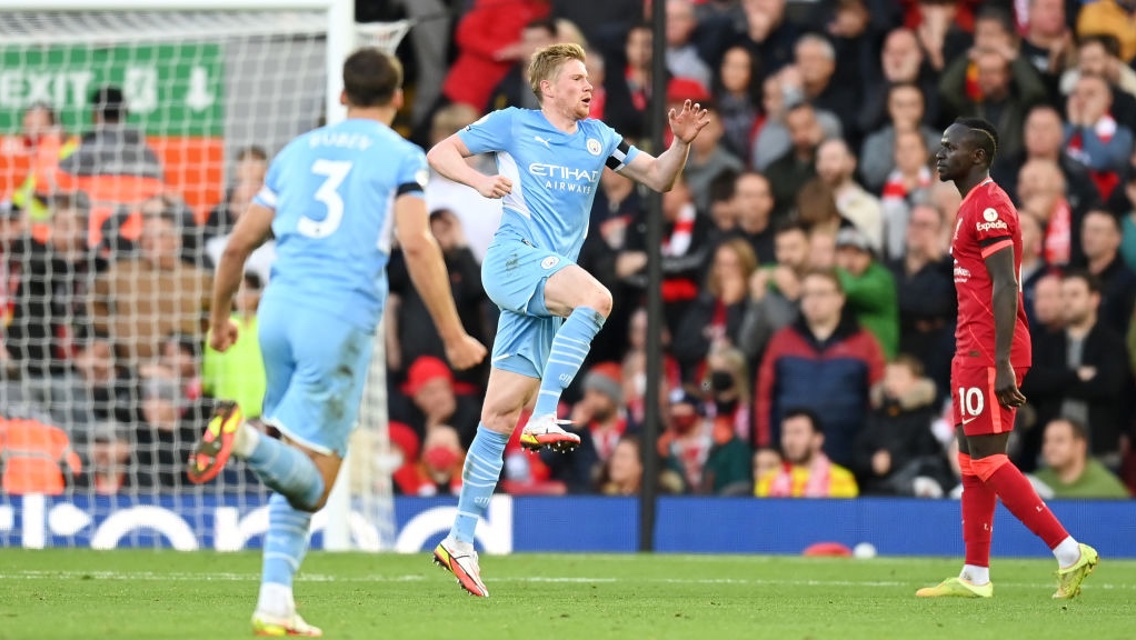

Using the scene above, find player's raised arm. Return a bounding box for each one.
[619,99,710,192]
[394,193,487,370]
[426,134,512,199]
[209,201,274,352]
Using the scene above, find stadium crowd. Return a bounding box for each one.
[1,0,1135,502]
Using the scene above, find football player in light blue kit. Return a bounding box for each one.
[186,48,486,636]
[427,42,708,597]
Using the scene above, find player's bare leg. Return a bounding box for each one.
[436,368,539,596]
[521,265,612,452]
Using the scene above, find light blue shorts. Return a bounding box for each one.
[257,291,374,458]
[481,236,571,379]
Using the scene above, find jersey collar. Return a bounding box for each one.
[959,178,994,211]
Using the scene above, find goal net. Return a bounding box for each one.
[0,1,405,551]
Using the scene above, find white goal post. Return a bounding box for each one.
[0,0,409,551]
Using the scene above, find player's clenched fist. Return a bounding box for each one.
[209,318,240,353]
[993,360,1027,408]
[476,175,512,199]
[445,333,488,370]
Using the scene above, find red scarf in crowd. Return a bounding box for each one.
[590,417,627,462]
[1066,114,1122,200]
[660,203,699,302]
[625,66,648,112]
[588,86,606,120]
[768,455,834,497]
[670,424,712,489]
[1043,198,1073,266]
[881,165,932,202]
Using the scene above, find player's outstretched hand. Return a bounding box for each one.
[669,99,711,144]
[476,175,513,199]
[445,333,488,370]
[209,318,240,353]
[993,360,1026,408]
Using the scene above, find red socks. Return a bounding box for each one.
[972,454,1069,549]
[958,453,994,567]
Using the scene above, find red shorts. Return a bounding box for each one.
[951,359,1029,436]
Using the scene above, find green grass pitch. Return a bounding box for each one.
[0,549,1132,639]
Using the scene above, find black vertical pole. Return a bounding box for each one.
[638,0,667,553]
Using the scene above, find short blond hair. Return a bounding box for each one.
[528,42,586,102]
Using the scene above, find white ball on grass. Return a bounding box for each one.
[853,542,877,559]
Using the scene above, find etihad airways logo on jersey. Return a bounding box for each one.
[529,163,600,181]
[528,163,598,193]
[976,219,1008,232]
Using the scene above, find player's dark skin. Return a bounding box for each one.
[936,123,1028,460]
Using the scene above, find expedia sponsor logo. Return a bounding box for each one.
[976,219,1008,232]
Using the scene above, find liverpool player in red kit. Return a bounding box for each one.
[916,119,1099,600]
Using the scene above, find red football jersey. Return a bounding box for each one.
[950,179,1032,368]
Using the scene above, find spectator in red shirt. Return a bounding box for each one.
[441,0,550,112]
[396,425,466,497]
[390,355,481,448]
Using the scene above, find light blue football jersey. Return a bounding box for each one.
[254,118,428,332]
[457,107,639,261]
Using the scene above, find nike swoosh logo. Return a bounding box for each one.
[961,417,979,425]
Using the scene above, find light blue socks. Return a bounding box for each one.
[245,431,325,511]
[532,306,605,417]
[261,493,312,589]
[241,429,323,617]
[450,425,509,544]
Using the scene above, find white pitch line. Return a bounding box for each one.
[0,570,1131,591]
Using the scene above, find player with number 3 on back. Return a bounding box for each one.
[185,48,486,636]
[916,118,1098,600]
